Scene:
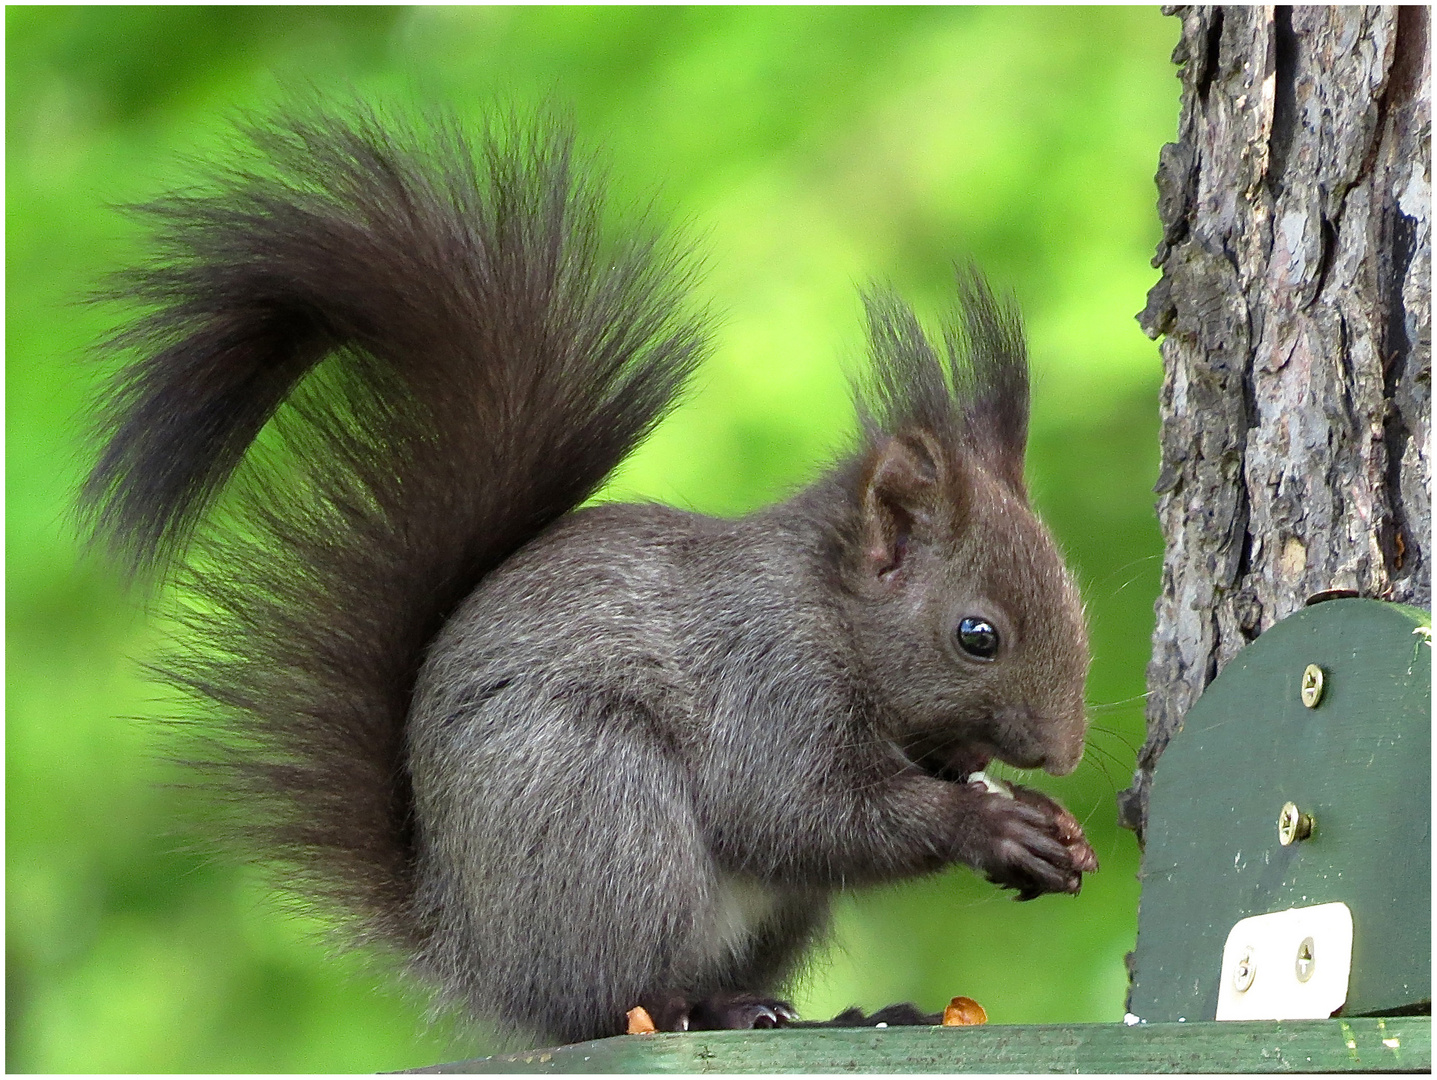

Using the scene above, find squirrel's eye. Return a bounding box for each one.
[956,616,1000,659]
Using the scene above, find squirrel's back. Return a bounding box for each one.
[81,105,710,954]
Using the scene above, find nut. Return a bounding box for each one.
[942,996,988,1026]
[626,1006,657,1034]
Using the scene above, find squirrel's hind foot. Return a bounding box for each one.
[638,992,799,1032]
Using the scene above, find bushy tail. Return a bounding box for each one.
[81,104,708,950]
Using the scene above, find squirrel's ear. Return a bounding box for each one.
[860,433,946,582]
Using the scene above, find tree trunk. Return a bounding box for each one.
[1119,5,1431,844]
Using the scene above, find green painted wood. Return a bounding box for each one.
[1130,599,1431,1023]
[411,1017,1430,1073]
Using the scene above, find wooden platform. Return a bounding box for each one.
[410,1015,1430,1073]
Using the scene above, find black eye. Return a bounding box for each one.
[956,616,1000,659]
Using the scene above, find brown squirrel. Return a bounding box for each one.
[82,105,1097,1048]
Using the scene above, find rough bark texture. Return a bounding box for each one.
[1119,5,1431,843]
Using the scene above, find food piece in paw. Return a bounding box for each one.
[965,769,1014,798]
[626,1006,657,1034]
[942,996,988,1026]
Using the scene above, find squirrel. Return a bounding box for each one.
[82,104,1097,1048]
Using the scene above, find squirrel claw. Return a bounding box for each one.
[972,781,1097,900]
[662,993,799,1031]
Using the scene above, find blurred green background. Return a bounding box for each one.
[7,6,1178,1072]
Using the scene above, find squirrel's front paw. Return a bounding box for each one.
[962,781,1098,900]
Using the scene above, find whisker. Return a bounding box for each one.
[1086,553,1163,599]
[1080,745,1128,794]
[1087,725,1140,757]
[1084,739,1131,771]
[1085,691,1151,712]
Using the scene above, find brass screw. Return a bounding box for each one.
[1233,947,1256,992]
[1300,664,1325,707]
[1278,802,1314,845]
[1295,937,1315,983]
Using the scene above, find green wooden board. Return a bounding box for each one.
[410,1017,1430,1073]
[1129,599,1431,1023]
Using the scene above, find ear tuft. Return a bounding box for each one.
[944,267,1029,491]
[857,268,1029,495]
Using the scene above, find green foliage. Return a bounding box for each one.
[7,7,1178,1071]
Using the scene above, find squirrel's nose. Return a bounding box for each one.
[1042,716,1087,776]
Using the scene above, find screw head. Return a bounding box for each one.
[1278,802,1314,845]
[1301,664,1325,707]
[1295,937,1315,982]
[1233,947,1256,992]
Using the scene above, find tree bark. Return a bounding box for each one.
[1119,5,1431,844]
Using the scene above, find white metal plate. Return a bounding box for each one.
[1215,902,1353,1020]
